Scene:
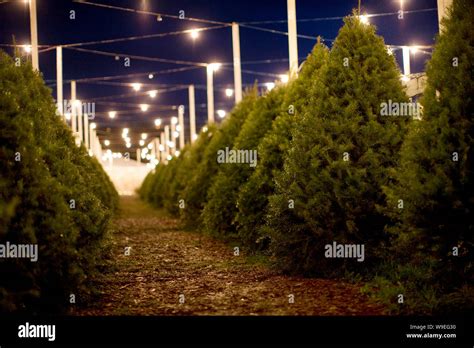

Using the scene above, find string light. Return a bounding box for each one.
[217,110,226,118]
[190,29,200,40]
[108,111,117,119]
[140,104,149,112]
[131,83,142,91]
[410,45,419,54]
[147,143,153,150]
[280,74,289,83]
[359,14,370,25]
[148,74,154,79]
[139,139,145,146]
[225,88,234,97]
[154,118,162,127]
[208,62,222,72]
[148,90,158,98]
[23,45,32,53]
[171,117,178,125]
[104,140,110,146]
[141,133,148,140]
[90,122,97,129]
[265,82,275,91]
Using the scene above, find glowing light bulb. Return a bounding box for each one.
[217,110,226,118]
[90,122,97,130]
[139,140,145,146]
[359,14,369,25]
[140,104,149,112]
[265,82,275,91]
[131,83,142,91]
[104,140,110,146]
[190,29,200,40]
[141,133,148,140]
[108,111,117,119]
[171,117,178,125]
[280,74,289,83]
[23,45,32,53]
[225,88,234,97]
[148,90,158,98]
[208,63,221,72]
[154,118,162,127]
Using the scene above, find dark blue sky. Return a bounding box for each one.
[0,0,439,151]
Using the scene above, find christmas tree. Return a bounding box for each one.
[268,13,409,276]
[235,41,329,250]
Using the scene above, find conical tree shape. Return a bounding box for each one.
[234,42,329,250]
[202,86,286,237]
[0,50,117,312]
[385,0,473,293]
[268,13,409,276]
[180,88,258,227]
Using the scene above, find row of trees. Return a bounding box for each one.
[0,50,119,313]
[140,2,473,314]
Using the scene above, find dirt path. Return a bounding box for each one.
[76,196,385,316]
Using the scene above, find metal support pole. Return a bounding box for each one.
[56,46,63,116]
[232,22,243,104]
[164,125,170,160]
[160,132,165,163]
[402,46,411,76]
[188,85,197,142]
[71,81,77,133]
[206,65,215,124]
[29,0,39,71]
[287,0,299,78]
[178,105,185,150]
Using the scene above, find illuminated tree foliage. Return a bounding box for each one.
[267,15,408,276]
[234,42,329,250]
[383,0,474,313]
[202,87,286,238]
[0,51,118,313]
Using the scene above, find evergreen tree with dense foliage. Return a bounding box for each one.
[235,42,330,250]
[0,50,117,313]
[202,86,286,237]
[267,14,409,276]
[180,89,258,227]
[383,0,473,313]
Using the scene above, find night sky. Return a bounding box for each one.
[0,0,439,153]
